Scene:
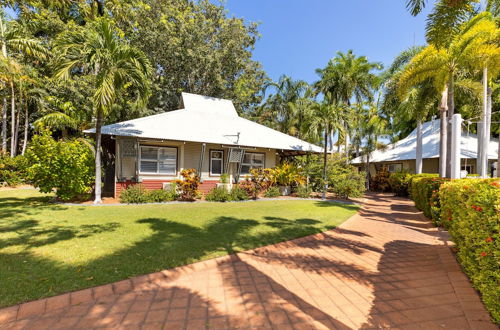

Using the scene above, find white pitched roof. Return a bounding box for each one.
[86,93,322,153]
[352,119,498,164]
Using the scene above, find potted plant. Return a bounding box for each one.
[216,173,232,191]
[272,162,305,196]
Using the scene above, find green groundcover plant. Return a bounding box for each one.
[439,179,500,323]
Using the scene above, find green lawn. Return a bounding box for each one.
[0,188,359,307]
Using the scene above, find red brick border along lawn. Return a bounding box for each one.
[0,193,496,329]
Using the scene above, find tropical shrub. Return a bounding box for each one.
[220,173,230,184]
[205,187,231,202]
[296,185,312,198]
[371,167,391,192]
[0,154,28,186]
[147,185,178,202]
[120,184,178,203]
[388,170,413,197]
[271,162,305,187]
[264,186,280,198]
[175,169,200,201]
[330,170,366,199]
[25,131,95,201]
[295,154,365,198]
[410,175,447,221]
[120,184,149,204]
[229,186,249,201]
[439,179,500,323]
[239,168,273,199]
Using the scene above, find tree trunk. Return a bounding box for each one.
[13,92,21,155]
[21,98,28,155]
[1,98,6,153]
[94,109,103,204]
[439,86,448,178]
[445,75,454,178]
[366,152,370,191]
[478,67,488,177]
[416,120,423,174]
[484,86,492,177]
[344,128,349,164]
[322,128,328,200]
[10,82,15,157]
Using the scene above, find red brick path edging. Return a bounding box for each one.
[0,194,496,329]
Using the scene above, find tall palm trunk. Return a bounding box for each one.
[344,129,349,164]
[445,75,454,178]
[416,119,423,174]
[366,150,371,190]
[13,89,21,155]
[439,88,448,178]
[9,82,15,157]
[1,98,6,153]
[94,109,104,204]
[21,97,28,155]
[322,128,329,200]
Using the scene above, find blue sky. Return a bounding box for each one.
[222,0,431,83]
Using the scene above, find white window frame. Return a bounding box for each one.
[241,152,265,175]
[139,145,177,175]
[210,150,224,176]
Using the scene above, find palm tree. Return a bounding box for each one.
[398,12,498,177]
[54,18,151,203]
[382,47,440,174]
[315,50,382,160]
[305,93,345,199]
[359,101,388,190]
[0,10,47,155]
[260,75,309,136]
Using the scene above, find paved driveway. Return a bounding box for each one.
[0,194,495,329]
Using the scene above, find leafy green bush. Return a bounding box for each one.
[0,154,28,186]
[271,162,305,186]
[388,171,413,197]
[220,173,230,184]
[296,185,312,198]
[330,170,366,199]
[205,187,231,202]
[410,175,447,221]
[147,185,178,202]
[120,184,179,204]
[25,131,95,201]
[439,179,500,323]
[264,186,280,198]
[229,186,249,201]
[120,184,149,204]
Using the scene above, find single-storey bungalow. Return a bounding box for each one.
[351,119,498,176]
[86,93,322,198]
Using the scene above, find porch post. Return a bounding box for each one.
[198,143,206,179]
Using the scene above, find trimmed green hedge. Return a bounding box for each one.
[388,171,413,197]
[439,179,500,323]
[409,174,444,220]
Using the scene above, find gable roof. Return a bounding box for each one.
[85,93,323,153]
[352,119,498,164]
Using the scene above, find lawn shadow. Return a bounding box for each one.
[0,195,67,219]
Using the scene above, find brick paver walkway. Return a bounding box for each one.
[0,194,496,329]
